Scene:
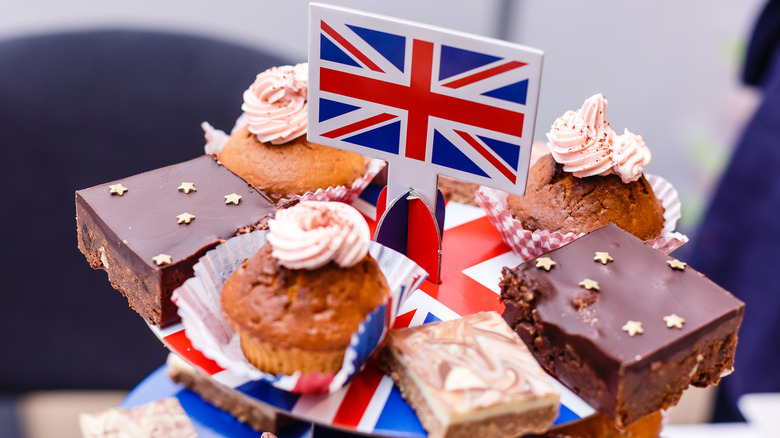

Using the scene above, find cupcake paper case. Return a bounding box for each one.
[171,230,427,394]
[475,173,688,261]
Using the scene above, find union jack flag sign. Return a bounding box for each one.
[308,3,543,207]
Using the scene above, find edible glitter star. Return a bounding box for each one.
[594,251,613,264]
[151,254,172,266]
[178,182,196,194]
[224,193,242,205]
[176,213,196,224]
[667,259,687,270]
[109,184,128,196]
[535,257,556,271]
[622,320,644,336]
[579,279,600,290]
[663,314,686,329]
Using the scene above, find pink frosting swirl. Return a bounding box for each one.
[267,201,370,270]
[242,63,308,145]
[547,108,613,177]
[611,128,651,183]
[546,94,651,182]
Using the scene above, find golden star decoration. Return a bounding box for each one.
[109,183,128,196]
[224,193,242,205]
[151,254,172,266]
[176,213,196,224]
[594,251,613,264]
[622,320,644,336]
[579,279,600,290]
[535,257,556,271]
[178,182,196,194]
[663,314,686,329]
[667,259,687,270]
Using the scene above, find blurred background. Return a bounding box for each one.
[0,0,767,437]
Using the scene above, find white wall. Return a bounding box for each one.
[0,0,765,230]
[0,0,503,61]
[507,0,764,229]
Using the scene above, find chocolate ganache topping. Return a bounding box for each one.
[76,155,276,271]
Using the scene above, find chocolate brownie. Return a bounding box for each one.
[76,155,276,326]
[166,354,291,433]
[500,224,744,427]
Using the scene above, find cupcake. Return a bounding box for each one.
[220,201,390,375]
[475,94,687,260]
[507,94,665,240]
[210,63,370,203]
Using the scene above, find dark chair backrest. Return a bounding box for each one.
[0,29,288,392]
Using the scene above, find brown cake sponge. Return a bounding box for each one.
[218,125,367,203]
[220,244,389,375]
[507,154,665,240]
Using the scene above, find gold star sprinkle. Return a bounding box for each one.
[622,320,644,336]
[535,257,556,271]
[667,259,687,270]
[109,184,128,196]
[178,182,196,194]
[579,279,600,290]
[594,251,613,264]
[176,213,196,224]
[663,314,686,329]
[152,254,172,266]
[224,193,242,205]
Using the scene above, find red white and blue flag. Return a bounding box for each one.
[308,3,543,202]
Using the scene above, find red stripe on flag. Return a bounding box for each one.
[321,21,384,73]
[321,112,396,139]
[405,39,435,161]
[453,130,517,184]
[393,310,416,329]
[165,330,224,376]
[319,68,524,140]
[331,356,385,428]
[442,60,527,89]
[420,216,509,316]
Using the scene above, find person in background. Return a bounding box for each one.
[688,0,780,422]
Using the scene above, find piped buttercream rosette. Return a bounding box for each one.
[171,216,426,394]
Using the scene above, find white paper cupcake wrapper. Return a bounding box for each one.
[171,230,427,394]
[202,122,385,206]
[475,174,688,261]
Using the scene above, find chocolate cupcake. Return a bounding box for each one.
[220,201,390,375]
[206,64,373,204]
[507,94,664,240]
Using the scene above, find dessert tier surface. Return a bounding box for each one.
[145,192,595,437]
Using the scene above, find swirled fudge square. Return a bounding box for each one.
[76,155,276,326]
[500,224,744,427]
[380,311,559,438]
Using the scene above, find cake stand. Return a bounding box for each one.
[134,192,595,437]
